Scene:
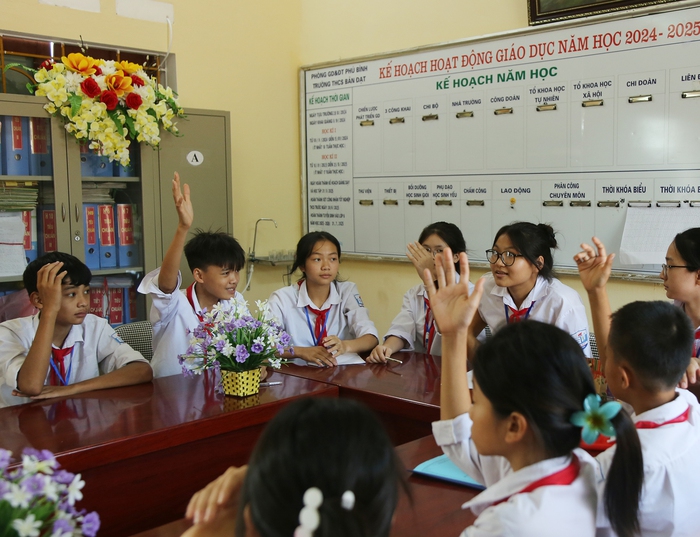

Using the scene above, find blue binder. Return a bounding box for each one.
[28,117,53,176]
[97,204,117,268]
[80,145,112,177]
[3,116,30,175]
[116,204,139,267]
[114,143,139,177]
[83,203,100,270]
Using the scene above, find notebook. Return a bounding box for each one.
[413,454,486,490]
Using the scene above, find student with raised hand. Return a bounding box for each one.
[0,253,152,407]
[576,238,700,537]
[467,221,591,358]
[427,248,643,537]
[138,172,247,377]
[368,221,473,362]
[183,398,404,537]
[268,231,378,367]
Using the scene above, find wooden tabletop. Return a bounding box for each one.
[130,435,478,537]
[275,352,442,444]
[0,373,338,537]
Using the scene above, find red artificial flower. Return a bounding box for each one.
[125,92,143,110]
[80,77,101,99]
[100,90,119,111]
[130,74,145,87]
[39,58,55,71]
[94,66,102,76]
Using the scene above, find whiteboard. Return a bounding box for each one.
[301,2,700,275]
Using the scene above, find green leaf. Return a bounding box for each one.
[124,114,137,138]
[25,82,36,95]
[69,93,82,117]
[146,108,158,120]
[108,110,125,137]
[2,62,37,74]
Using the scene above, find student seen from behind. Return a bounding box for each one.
[138,172,247,377]
[576,238,700,536]
[0,252,152,407]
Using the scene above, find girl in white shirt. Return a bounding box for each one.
[468,222,590,358]
[657,228,700,388]
[369,221,473,362]
[425,250,643,537]
[268,232,379,367]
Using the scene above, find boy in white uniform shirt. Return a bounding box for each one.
[139,173,247,377]
[576,238,700,537]
[0,253,151,407]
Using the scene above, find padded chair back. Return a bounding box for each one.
[115,321,154,361]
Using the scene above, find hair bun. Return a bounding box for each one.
[537,223,557,249]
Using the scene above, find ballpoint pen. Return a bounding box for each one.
[260,381,283,387]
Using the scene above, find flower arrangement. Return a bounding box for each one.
[0,448,100,537]
[179,299,292,376]
[6,52,184,167]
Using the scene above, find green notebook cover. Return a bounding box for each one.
[413,454,486,490]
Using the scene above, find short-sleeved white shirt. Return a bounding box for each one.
[384,275,474,356]
[432,413,598,536]
[0,313,148,407]
[138,268,246,378]
[267,280,378,363]
[478,273,591,357]
[595,389,700,537]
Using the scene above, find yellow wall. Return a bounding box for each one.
[1,0,668,336]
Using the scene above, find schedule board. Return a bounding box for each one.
[301,2,700,273]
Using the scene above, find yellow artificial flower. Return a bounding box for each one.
[115,60,141,75]
[62,53,100,76]
[105,71,133,97]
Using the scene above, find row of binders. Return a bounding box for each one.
[22,203,141,270]
[0,116,139,177]
[89,277,140,327]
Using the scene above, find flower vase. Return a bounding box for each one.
[221,369,261,397]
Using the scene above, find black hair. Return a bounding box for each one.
[672,227,700,271]
[418,221,467,273]
[609,300,693,390]
[236,398,405,537]
[474,321,643,537]
[183,230,245,272]
[290,231,341,276]
[23,252,92,295]
[494,222,557,281]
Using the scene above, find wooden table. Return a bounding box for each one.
[0,373,338,537]
[131,435,478,537]
[274,352,442,445]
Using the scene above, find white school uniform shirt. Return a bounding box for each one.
[138,268,246,378]
[384,275,474,356]
[0,313,148,408]
[267,280,378,363]
[478,273,591,357]
[595,389,700,537]
[433,413,598,537]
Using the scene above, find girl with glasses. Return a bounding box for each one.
[467,222,591,358]
[368,221,473,361]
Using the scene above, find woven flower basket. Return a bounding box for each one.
[221,369,261,397]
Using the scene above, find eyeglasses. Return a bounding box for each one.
[661,263,692,277]
[486,249,523,266]
[423,247,445,258]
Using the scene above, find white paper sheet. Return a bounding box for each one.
[305,352,366,367]
[0,213,28,277]
[620,207,700,265]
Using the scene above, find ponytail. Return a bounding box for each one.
[604,411,643,537]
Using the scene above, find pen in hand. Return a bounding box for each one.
[385,357,403,364]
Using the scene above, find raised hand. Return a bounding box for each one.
[172,172,194,230]
[421,249,484,337]
[407,241,435,280]
[574,237,615,292]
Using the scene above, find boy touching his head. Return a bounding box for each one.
[0,252,152,407]
[575,238,700,536]
[138,172,247,377]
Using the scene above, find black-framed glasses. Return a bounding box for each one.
[661,264,692,277]
[486,249,523,266]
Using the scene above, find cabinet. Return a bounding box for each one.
[0,92,159,324]
[0,95,234,324]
